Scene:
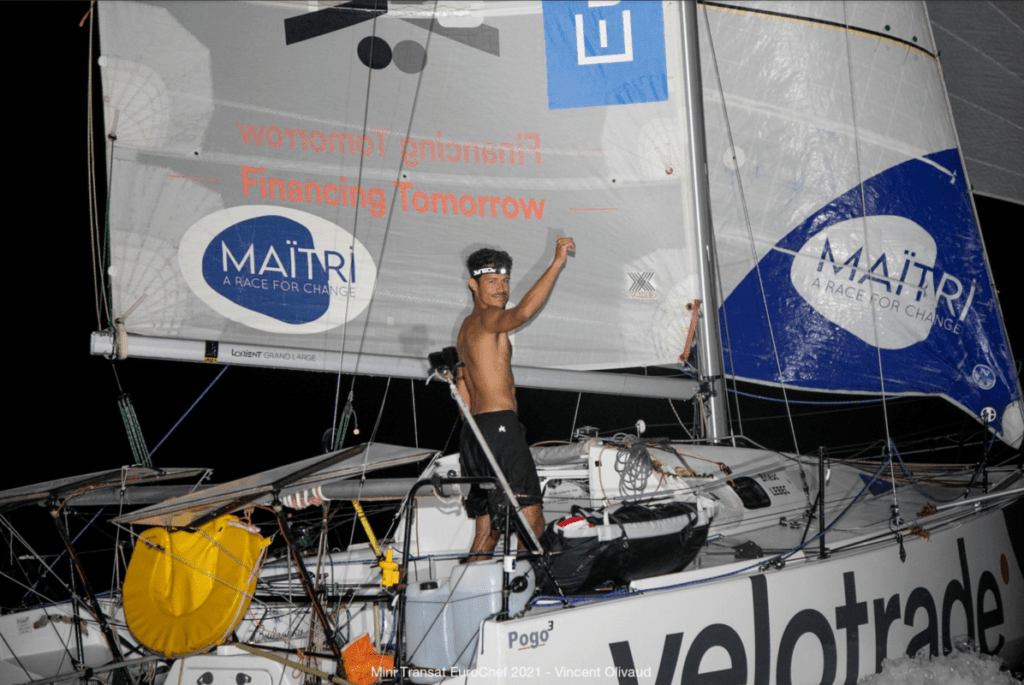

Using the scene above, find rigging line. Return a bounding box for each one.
[842,2,892,451]
[313,502,329,595]
[442,415,459,453]
[0,623,33,680]
[716,291,744,437]
[333,0,385,371]
[334,0,440,426]
[112,489,125,594]
[100,135,117,329]
[411,378,419,448]
[332,0,403,442]
[329,545,391,629]
[148,365,229,458]
[366,377,392,460]
[840,3,899,508]
[403,541,501,665]
[333,384,401,557]
[0,519,73,596]
[197,527,262,574]
[843,438,983,463]
[728,388,901,405]
[63,557,80,683]
[889,442,974,504]
[110,360,124,394]
[376,453,444,557]
[836,435,982,462]
[232,642,349,685]
[114,474,149,600]
[345,377,393,553]
[20,508,105,603]
[86,130,105,327]
[330,3,380,443]
[90,123,118,348]
[0,569,60,607]
[49,529,81,678]
[0,523,28,596]
[2,520,8,566]
[569,392,582,441]
[992,454,1023,470]
[699,4,799,454]
[85,4,102,330]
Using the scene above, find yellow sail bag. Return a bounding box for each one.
[123,515,270,657]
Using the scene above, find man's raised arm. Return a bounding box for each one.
[482,237,575,333]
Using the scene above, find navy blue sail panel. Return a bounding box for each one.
[721,149,1021,443]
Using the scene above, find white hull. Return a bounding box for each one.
[459,506,1022,684]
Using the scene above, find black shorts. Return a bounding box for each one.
[459,410,542,524]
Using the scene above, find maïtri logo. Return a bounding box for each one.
[543,1,667,109]
[790,215,975,350]
[179,206,376,334]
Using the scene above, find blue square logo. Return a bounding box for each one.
[543,1,668,110]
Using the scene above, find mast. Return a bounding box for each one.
[678,0,729,441]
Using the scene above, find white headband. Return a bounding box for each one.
[471,266,510,277]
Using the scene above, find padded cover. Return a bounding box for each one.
[538,501,708,594]
[123,515,269,657]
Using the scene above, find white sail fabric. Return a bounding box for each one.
[698,1,1022,445]
[96,1,1022,444]
[98,1,701,373]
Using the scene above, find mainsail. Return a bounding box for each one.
[92,1,1021,444]
[94,1,702,390]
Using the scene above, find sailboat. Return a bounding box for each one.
[3,1,1022,683]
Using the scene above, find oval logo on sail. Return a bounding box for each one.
[790,215,940,350]
[179,206,376,334]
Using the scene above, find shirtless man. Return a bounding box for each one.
[456,237,575,559]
